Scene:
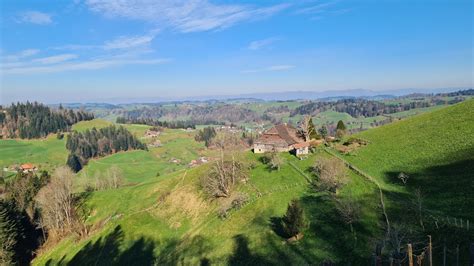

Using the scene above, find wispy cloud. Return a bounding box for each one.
[103,34,155,50]
[54,32,158,52]
[4,49,40,61]
[294,2,335,15]
[16,11,52,25]
[294,1,351,20]
[1,32,169,75]
[248,37,279,50]
[85,0,290,33]
[2,58,170,75]
[242,64,295,73]
[32,54,78,64]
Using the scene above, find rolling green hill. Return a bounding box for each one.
[0,135,68,174]
[5,101,472,265]
[344,99,474,220]
[33,150,380,265]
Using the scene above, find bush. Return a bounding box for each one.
[217,207,229,220]
[313,158,347,194]
[231,193,249,210]
[217,193,249,220]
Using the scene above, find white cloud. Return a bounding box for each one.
[32,54,78,64]
[85,0,289,33]
[4,49,40,61]
[2,58,170,75]
[17,11,52,25]
[294,2,335,15]
[248,37,279,50]
[242,65,295,73]
[103,34,155,50]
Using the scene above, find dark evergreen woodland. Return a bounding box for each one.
[66,126,147,172]
[1,102,94,139]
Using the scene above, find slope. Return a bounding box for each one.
[344,99,474,220]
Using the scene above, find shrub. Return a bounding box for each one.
[231,193,249,210]
[313,158,347,194]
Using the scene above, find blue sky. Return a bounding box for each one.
[0,0,472,104]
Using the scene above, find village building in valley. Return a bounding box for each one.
[253,123,309,156]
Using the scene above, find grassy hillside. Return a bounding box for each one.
[344,99,474,220]
[10,101,473,264]
[34,148,381,265]
[0,135,68,173]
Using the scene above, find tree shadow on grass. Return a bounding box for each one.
[228,234,273,266]
[384,156,474,220]
[269,217,288,239]
[381,151,474,265]
[297,192,380,265]
[47,225,156,266]
[155,235,213,265]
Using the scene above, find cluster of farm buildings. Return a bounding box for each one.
[253,123,321,156]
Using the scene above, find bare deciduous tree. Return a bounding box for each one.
[335,195,361,234]
[202,156,248,198]
[313,158,347,194]
[298,115,315,141]
[107,165,124,189]
[412,188,425,231]
[35,166,77,237]
[269,151,283,171]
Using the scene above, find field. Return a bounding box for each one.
[343,99,474,220]
[0,135,68,174]
[9,118,381,265]
[34,150,381,265]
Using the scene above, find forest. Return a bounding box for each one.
[65,126,146,172]
[0,102,94,139]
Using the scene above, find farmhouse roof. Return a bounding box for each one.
[20,163,35,170]
[255,123,304,146]
[293,142,310,149]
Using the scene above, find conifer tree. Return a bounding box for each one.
[0,200,19,264]
[67,154,82,173]
[282,199,308,239]
[336,120,347,139]
[336,120,346,131]
[318,125,328,138]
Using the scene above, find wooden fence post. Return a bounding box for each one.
[408,243,413,266]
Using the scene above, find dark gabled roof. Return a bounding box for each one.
[255,123,304,146]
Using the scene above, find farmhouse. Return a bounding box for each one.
[253,123,309,155]
[20,163,37,173]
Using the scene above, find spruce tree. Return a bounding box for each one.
[0,200,19,264]
[308,118,319,139]
[318,125,328,138]
[67,154,82,173]
[336,120,347,139]
[282,199,308,239]
[336,120,346,131]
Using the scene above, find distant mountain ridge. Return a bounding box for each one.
[52,87,468,105]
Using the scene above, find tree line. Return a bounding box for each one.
[66,125,147,172]
[116,117,199,129]
[1,102,94,139]
[291,99,434,118]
